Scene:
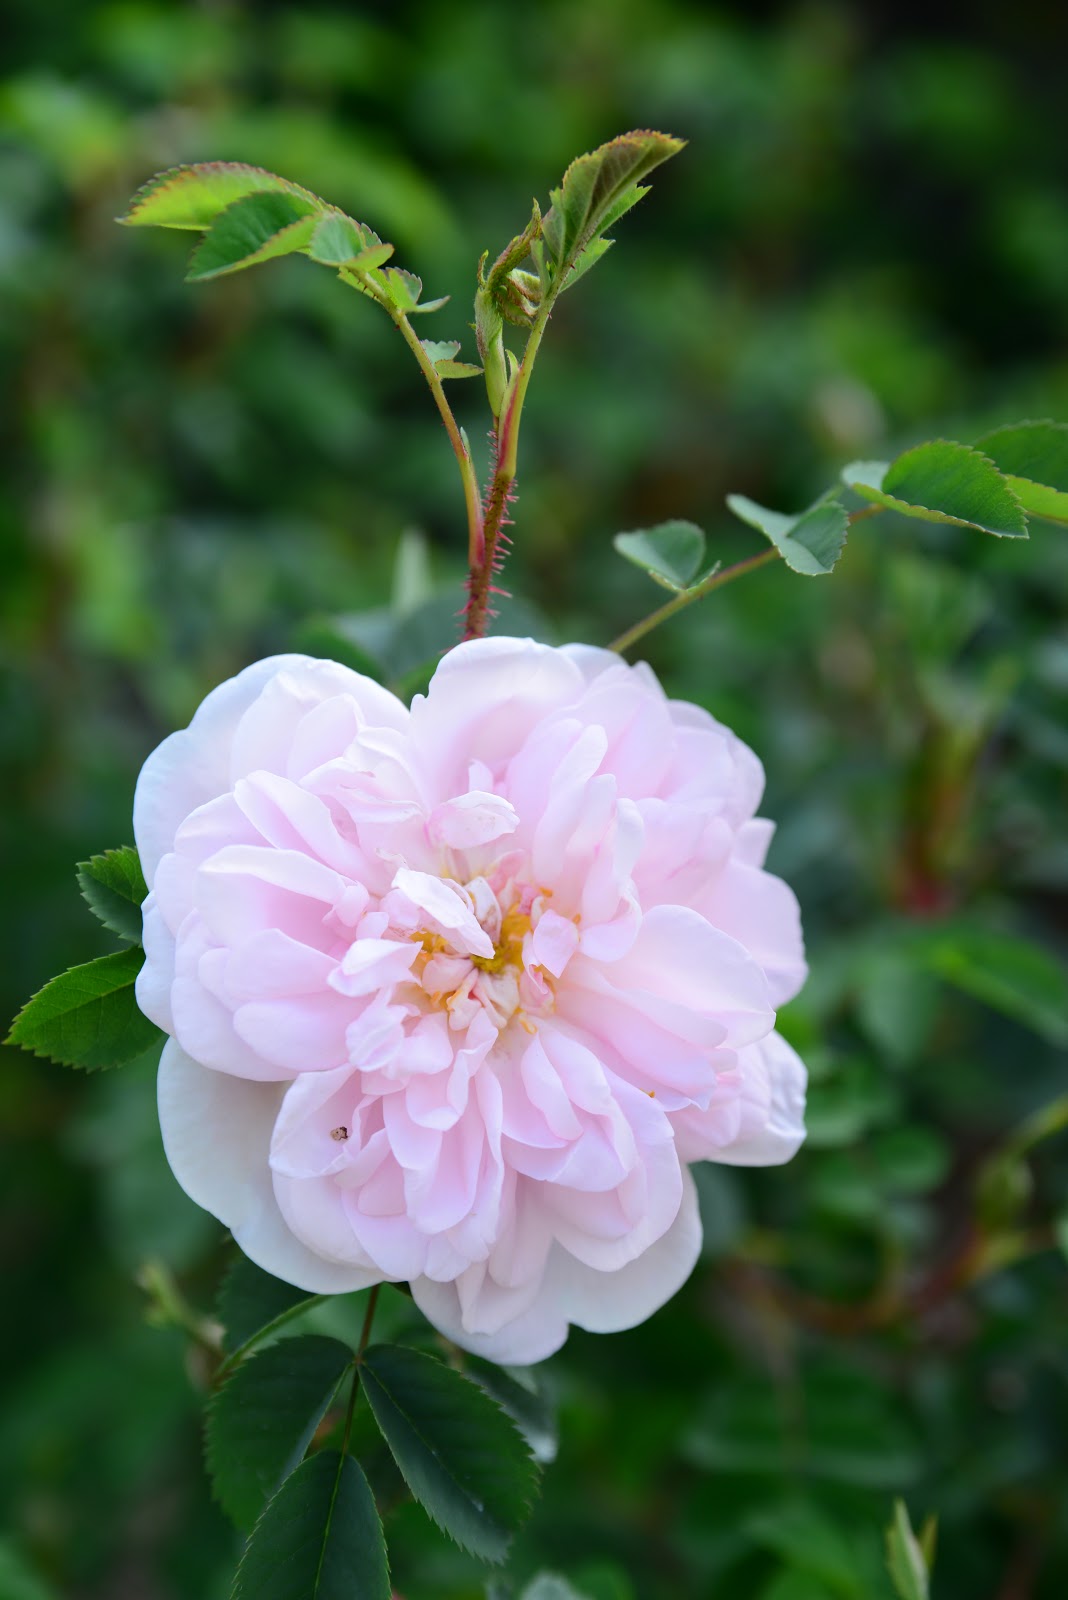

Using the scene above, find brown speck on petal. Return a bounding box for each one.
[330,1125,349,1141]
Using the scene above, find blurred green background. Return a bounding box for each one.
[3,2,1068,1596]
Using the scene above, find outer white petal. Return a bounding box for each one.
[550,1164,701,1333]
[157,1039,378,1294]
[711,1032,807,1167]
[134,655,314,879]
[410,1169,701,1364]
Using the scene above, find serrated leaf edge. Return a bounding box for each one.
[5,948,155,1070]
[360,1345,538,1563]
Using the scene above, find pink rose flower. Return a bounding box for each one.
[136,638,806,1363]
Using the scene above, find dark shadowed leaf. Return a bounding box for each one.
[76,846,147,943]
[975,420,1068,524]
[361,1343,538,1561]
[746,1503,869,1597]
[465,1358,558,1464]
[726,495,848,575]
[216,1255,322,1358]
[6,948,160,1070]
[207,1335,353,1530]
[918,926,1068,1045]
[121,163,324,230]
[842,440,1028,537]
[614,521,706,590]
[231,1450,389,1600]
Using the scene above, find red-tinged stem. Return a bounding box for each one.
[463,306,551,640]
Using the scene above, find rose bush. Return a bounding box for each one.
[135,637,807,1362]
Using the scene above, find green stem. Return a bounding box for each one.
[463,305,552,640]
[609,548,779,655]
[343,267,484,571]
[609,501,885,655]
[387,306,484,568]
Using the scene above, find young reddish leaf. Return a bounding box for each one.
[541,130,684,275]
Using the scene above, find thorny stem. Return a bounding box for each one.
[609,503,886,655]
[464,305,553,641]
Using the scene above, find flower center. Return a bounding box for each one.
[470,905,533,975]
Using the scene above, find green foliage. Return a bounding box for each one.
[885,1501,935,1600]
[975,419,1068,523]
[120,160,447,321]
[76,846,147,944]
[206,1335,353,1530]
[121,162,324,230]
[726,495,849,575]
[231,1450,389,1600]
[216,1255,322,1359]
[7,10,1068,1600]
[464,1358,558,1465]
[918,925,1068,1045]
[0,1541,58,1600]
[186,191,319,281]
[6,947,160,1070]
[746,1503,878,1598]
[842,440,1028,537]
[520,1579,593,1600]
[360,1343,538,1562]
[614,521,707,591]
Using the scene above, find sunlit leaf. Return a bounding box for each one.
[186,191,318,281]
[6,948,160,1070]
[975,419,1068,524]
[842,440,1028,537]
[121,162,323,230]
[307,211,392,269]
[384,266,423,310]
